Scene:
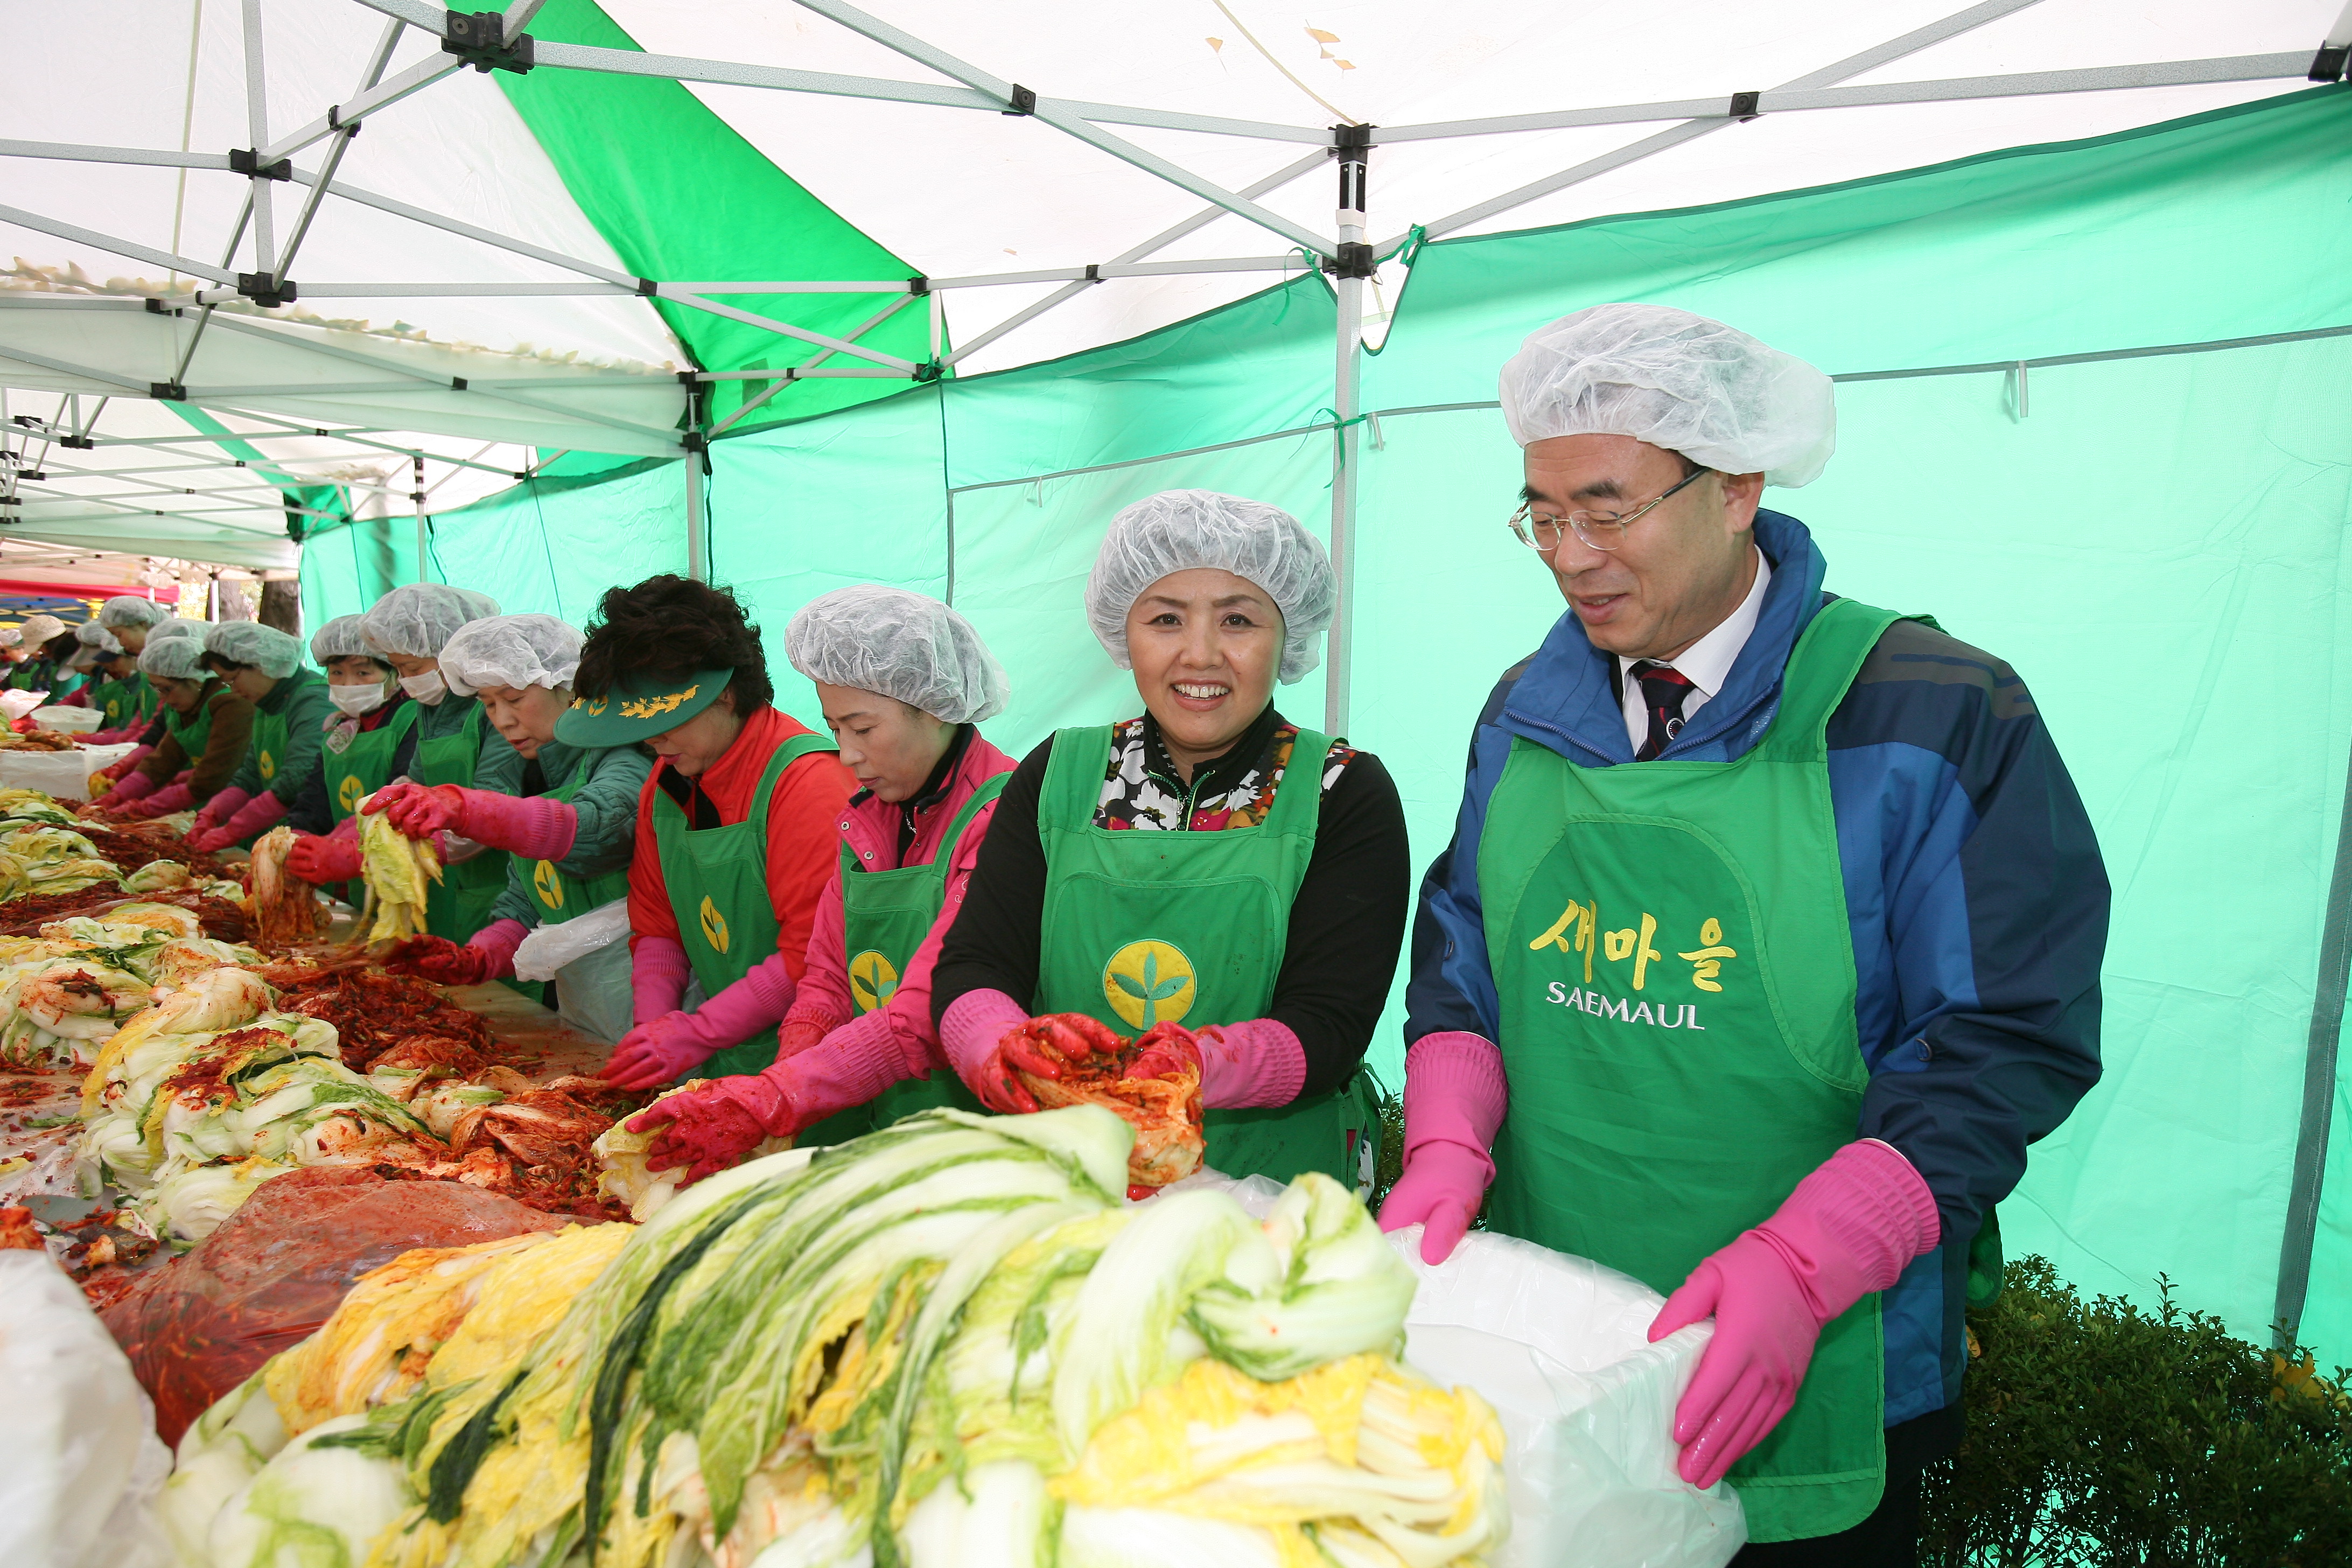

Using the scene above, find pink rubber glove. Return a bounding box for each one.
[189,789,286,853]
[120,780,195,821]
[1377,1032,1510,1264]
[939,989,1052,1113]
[775,997,851,1061]
[284,831,363,885]
[453,788,576,859]
[601,1012,717,1091]
[93,747,153,787]
[625,1091,768,1184]
[627,1007,926,1181]
[1648,1138,1942,1489]
[364,781,461,835]
[601,954,796,1090]
[91,769,158,814]
[188,787,250,837]
[632,935,692,1026]
[1122,1017,1306,1109]
[386,920,526,986]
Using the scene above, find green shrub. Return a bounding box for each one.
[1921,1256,2352,1566]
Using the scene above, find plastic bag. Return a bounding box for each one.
[0,741,138,801]
[101,1168,571,1446]
[0,689,49,720]
[0,1252,175,1567]
[554,932,634,1046]
[512,896,628,982]
[31,705,103,734]
[1171,1169,1748,1568]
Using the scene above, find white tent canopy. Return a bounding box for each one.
[1,0,2339,573]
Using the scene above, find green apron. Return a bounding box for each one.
[519,750,633,924]
[321,702,418,906]
[650,729,839,1083]
[415,703,507,942]
[163,695,214,760]
[841,774,1007,1135]
[93,673,154,731]
[1476,597,1908,1543]
[1033,724,1379,1191]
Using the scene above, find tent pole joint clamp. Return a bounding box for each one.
[228,148,293,181]
[2309,45,2350,81]
[1728,92,1762,121]
[908,276,930,295]
[235,272,298,308]
[679,431,708,453]
[56,435,95,450]
[1002,85,1038,115]
[1325,242,1376,280]
[326,104,363,136]
[149,382,188,402]
[913,361,946,383]
[442,11,536,75]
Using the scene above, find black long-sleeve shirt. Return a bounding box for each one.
[932,704,1410,1097]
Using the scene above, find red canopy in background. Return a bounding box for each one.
[0,580,177,606]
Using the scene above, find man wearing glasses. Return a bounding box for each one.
[1381,304,2107,1565]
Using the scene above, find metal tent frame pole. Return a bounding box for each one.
[1325,128,1370,737]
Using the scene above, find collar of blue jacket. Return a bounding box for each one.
[1499,508,1831,767]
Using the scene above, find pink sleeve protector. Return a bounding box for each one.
[123,780,194,819]
[454,788,577,860]
[631,934,693,1025]
[1648,1138,1941,1488]
[767,1008,926,1132]
[1195,1018,1307,1109]
[678,951,796,1049]
[1376,1032,1510,1264]
[939,988,1031,1091]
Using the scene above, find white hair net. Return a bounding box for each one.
[1084,490,1335,685]
[784,587,1009,725]
[309,614,383,666]
[97,596,173,631]
[146,619,202,646]
[75,621,123,654]
[1499,303,1837,487]
[439,614,584,698]
[141,628,209,681]
[360,583,501,659]
[204,620,304,679]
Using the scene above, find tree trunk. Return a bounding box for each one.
[258,579,302,639]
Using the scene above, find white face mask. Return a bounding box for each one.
[328,682,387,717]
[400,669,447,704]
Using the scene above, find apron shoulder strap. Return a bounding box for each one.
[751,727,838,817]
[1264,727,1338,836]
[1754,598,1916,762]
[1038,725,1112,836]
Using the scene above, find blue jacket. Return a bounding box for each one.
[1406,509,2108,1424]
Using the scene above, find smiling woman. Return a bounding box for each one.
[933,489,1411,1193]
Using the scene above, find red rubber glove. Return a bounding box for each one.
[366,781,464,838]
[90,769,158,814]
[383,921,524,986]
[284,832,363,885]
[93,746,152,785]
[600,1011,721,1091]
[1648,1139,1941,1488]
[975,1012,1129,1113]
[625,1090,769,1185]
[1377,1032,1510,1265]
[118,780,195,821]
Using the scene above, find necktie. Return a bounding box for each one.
[1630,660,1696,761]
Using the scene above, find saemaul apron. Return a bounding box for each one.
[323,702,418,907]
[1034,725,1378,1192]
[841,774,1006,1135]
[241,671,324,843]
[93,673,154,731]
[163,694,215,763]
[1478,596,1909,1543]
[513,750,633,1034]
[415,703,507,942]
[652,730,839,1086]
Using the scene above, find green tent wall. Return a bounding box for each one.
[299,86,2352,1360]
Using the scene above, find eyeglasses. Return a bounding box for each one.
[1508,466,1712,553]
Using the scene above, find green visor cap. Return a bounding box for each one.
[554,666,734,745]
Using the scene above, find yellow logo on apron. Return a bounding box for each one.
[1102,939,1195,1030]
[849,950,899,1013]
[258,751,276,781]
[699,895,730,954]
[534,859,565,911]
[337,774,365,813]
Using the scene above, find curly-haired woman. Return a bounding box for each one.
[556,575,855,1088]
